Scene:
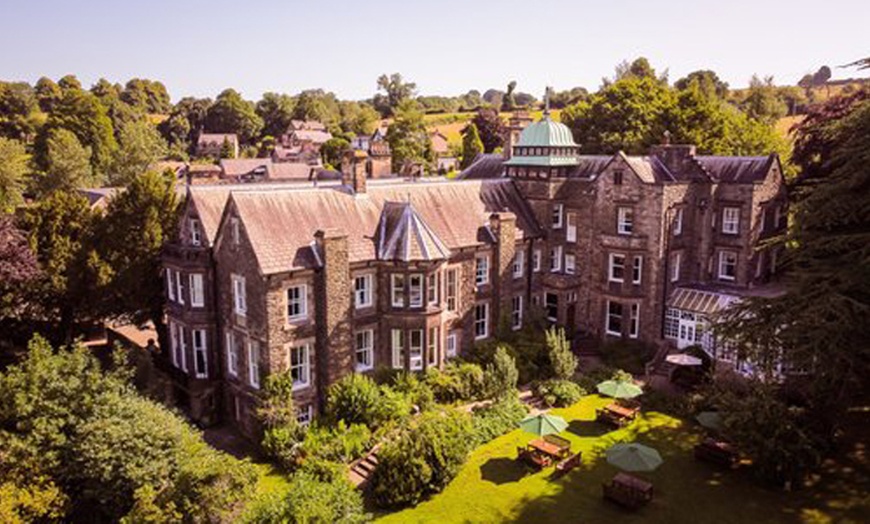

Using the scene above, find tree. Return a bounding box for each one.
[325,373,382,427]
[501,81,517,111]
[321,137,349,169]
[338,101,379,135]
[255,92,296,138]
[36,128,100,194]
[740,75,788,124]
[20,191,108,341]
[120,78,171,114]
[205,89,263,144]
[370,409,473,508]
[292,89,340,130]
[374,73,417,116]
[0,137,28,211]
[460,123,484,169]
[36,88,118,175]
[674,70,729,99]
[717,88,870,433]
[244,472,368,524]
[58,75,82,91]
[0,81,39,141]
[811,65,832,87]
[386,100,433,173]
[545,326,577,380]
[97,170,179,327]
[166,97,212,152]
[258,372,305,470]
[469,108,505,153]
[110,120,168,186]
[34,77,62,113]
[484,346,518,400]
[0,215,39,318]
[549,87,589,109]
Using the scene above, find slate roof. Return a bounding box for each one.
[376,202,451,262]
[567,156,613,178]
[695,155,776,183]
[459,153,506,179]
[290,129,333,144]
[668,287,738,316]
[229,179,541,274]
[197,133,238,145]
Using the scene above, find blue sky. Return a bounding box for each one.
[2,0,867,101]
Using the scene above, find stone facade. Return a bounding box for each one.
[162,116,787,438]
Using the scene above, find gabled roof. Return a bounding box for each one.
[567,156,613,178]
[459,153,506,180]
[227,179,541,274]
[694,155,777,183]
[290,129,333,144]
[620,154,677,183]
[197,133,238,145]
[376,202,450,262]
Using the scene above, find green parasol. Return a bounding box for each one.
[596,380,643,399]
[696,411,723,431]
[518,413,568,437]
[606,442,663,472]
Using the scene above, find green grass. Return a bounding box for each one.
[375,395,868,524]
[253,462,292,498]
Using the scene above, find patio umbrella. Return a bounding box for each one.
[596,380,643,399]
[666,353,703,366]
[518,413,568,437]
[696,411,723,431]
[606,443,663,472]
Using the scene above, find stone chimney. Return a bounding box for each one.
[650,137,697,175]
[313,228,352,406]
[489,212,517,329]
[341,149,368,194]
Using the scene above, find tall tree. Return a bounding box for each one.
[120,78,171,114]
[717,89,870,433]
[110,120,168,186]
[338,100,379,135]
[255,92,296,138]
[740,75,788,124]
[460,123,484,169]
[36,128,101,194]
[674,70,729,99]
[0,81,39,141]
[470,108,505,153]
[374,73,417,116]
[386,100,433,173]
[0,137,29,212]
[0,215,39,319]
[34,77,62,113]
[205,89,263,144]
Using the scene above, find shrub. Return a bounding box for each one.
[453,362,486,400]
[471,324,550,384]
[370,409,474,508]
[301,421,372,464]
[535,379,585,408]
[375,385,414,425]
[243,471,368,524]
[326,374,382,427]
[390,372,435,411]
[546,327,578,380]
[258,372,305,470]
[471,396,528,445]
[484,346,519,400]
[424,362,486,403]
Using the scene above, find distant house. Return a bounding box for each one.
[219,158,336,182]
[196,133,239,159]
[276,121,332,164]
[349,129,392,178]
[430,130,457,173]
[78,187,122,210]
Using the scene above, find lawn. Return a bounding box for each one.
[376,395,868,524]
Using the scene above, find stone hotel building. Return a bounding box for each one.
[162,111,787,436]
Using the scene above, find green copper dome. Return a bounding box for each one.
[516,115,578,147]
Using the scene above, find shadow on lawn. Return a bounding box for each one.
[567,419,612,439]
[480,457,529,485]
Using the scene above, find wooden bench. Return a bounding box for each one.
[602,472,653,509]
[517,446,552,469]
[596,403,639,427]
[542,434,572,459]
[554,452,583,476]
[694,438,738,468]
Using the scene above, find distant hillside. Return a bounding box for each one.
[424,110,562,145]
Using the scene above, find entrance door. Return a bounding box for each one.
[677,311,696,349]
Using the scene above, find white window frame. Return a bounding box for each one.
[169,321,179,367]
[391,329,404,369]
[189,273,204,308]
[427,326,439,367]
[533,249,542,272]
[248,340,260,389]
[445,268,458,312]
[632,256,643,285]
[166,269,176,302]
[629,303,639,338]
[391,274,405,308]
[718,251,737,281]
[545,293,559,323]
[512,250,524,279]
[226,331,238,377]
[409,329,423,370]
[427,273,438,305]
[178,325,187,372]
[231,274,246,316]
[475,255,490,286]
[354,274,373,309]
[550,246,562,273]
[175,270,185,306]
[617,207,634,235]
[190,218,202,246]
[552,204,564,229]
[671,252,682,282]
[673,208,683,236]
[355,329,373,372]
[608,253,625,283]
[474,302,489,340]
[193,328,208,379]
[566,212,577,243]
[722,207,740,234]
[511,295,523,331]
[296,405,313,426]
[446,333,457,358]
[288,343,311,390]
[409,274,424,308]
[565,254,576,275]
[286,284,308,321]
[606,301,623,336]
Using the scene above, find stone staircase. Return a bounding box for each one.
[348,443,382,488]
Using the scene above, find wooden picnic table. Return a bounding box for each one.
[528,438,565,459]
[605,403,638,419]
[613,472,653,494]
[603,472,654,509]
[694,437,738,467]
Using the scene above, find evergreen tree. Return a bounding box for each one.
[470,108,505,153]
[545,326,577,380]
[485,346,519,400]
[0,137,28,211]
[460,123,484,169]
[36,128,100,194]
[386,100,433,173]
[110,119,168,186]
